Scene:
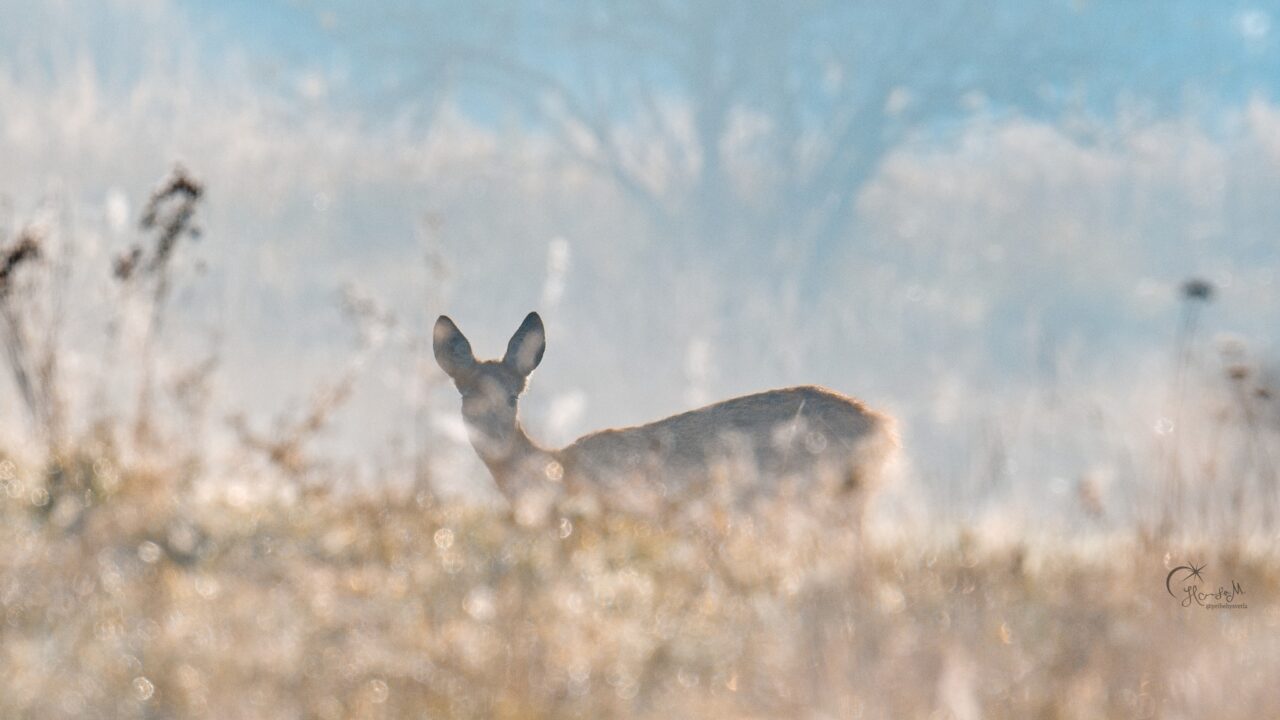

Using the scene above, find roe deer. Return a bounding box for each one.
[434,312,897,515]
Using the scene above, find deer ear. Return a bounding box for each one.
[433,315,476,380]
[503,312,545,377]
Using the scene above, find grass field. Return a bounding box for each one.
[2,450,1277,719]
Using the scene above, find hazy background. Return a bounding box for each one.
[2,0,1278,525]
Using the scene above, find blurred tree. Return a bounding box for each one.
[315,0,1279,301]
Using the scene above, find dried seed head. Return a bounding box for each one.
[139,165,205,273]
[0,230,42,296]
[140,166,203,231]
[1226,365,1251,382]
[1181,277,1214,302]
[114,245,142,282]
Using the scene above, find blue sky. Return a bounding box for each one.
[181,1,1280,122]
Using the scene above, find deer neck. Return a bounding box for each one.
[474,421,556,494]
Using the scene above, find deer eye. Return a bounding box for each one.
[507,395,518,407]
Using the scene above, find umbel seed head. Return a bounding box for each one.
[1181,278,1214,302]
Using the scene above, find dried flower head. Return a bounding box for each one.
[113,245,142,282]
[1181,278,1214,302]
[1226,365,1251,382]
[139,165,204,273]
[0,230,42,297]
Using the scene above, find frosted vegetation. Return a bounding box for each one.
[1,1,1279,717]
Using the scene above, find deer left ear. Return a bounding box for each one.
[503,312,545,377]
[433,315,477,381]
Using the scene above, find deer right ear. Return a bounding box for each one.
[433,315,476,380]
[503,311,545,378]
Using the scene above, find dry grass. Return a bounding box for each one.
[1,451,1278,719]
